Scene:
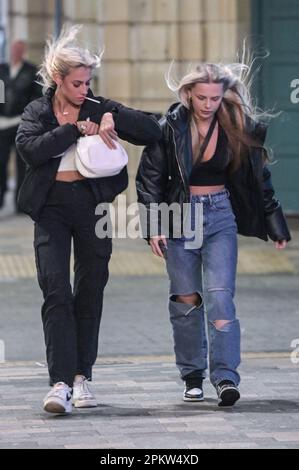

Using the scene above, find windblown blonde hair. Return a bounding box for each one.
[38,25,104,90]
[166,59,272,171]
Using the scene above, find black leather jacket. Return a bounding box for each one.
[136,103,291,242]
[16,88,162,221]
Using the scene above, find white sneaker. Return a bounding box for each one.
[43,382,73,414]
[73,376,98,408]
[183,378,204,402]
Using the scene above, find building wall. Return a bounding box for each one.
[7,0,251,203]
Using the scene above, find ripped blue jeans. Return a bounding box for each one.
[166,190,240,388]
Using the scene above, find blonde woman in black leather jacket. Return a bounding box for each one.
[137,62,291,407]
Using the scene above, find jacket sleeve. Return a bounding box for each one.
[252,120,291,242]
[103,98,162,146]
[16,102,81,169]
[136,138,168,239]
[262,165,291,242]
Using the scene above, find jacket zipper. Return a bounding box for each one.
[167,119,189,201]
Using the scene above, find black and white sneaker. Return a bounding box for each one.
[183,378,204,402]
[217,380,240,407]
[43,382,73,414]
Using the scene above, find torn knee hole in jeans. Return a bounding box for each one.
[169,294,203,317]
[211,319,233,332]
[170,293,203,308]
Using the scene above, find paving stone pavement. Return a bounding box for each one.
[0,210,298,361]
[0,192,299,450]
[0,356,299,449]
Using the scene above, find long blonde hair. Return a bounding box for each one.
[166,60,272,171]
[38,25,104,90]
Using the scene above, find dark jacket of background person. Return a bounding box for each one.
[0,60,41,209]
[136,103,291,243]
[16,87,162,221]
[0,61,41,117]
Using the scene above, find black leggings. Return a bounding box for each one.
[34,180,112,387]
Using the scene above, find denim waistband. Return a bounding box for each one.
[190,189,230,204]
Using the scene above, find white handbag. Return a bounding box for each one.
[75,135,128,178]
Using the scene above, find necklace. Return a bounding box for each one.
[54,105,71,117]
[54,107,80,124]
[53,96,79,117]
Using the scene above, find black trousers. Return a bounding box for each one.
[0,126,26,208]
[34,180,112,387]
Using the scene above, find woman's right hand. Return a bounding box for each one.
[150,235,167,258]
[77,120,99,136]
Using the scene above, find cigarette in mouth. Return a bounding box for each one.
[84,96,102,104]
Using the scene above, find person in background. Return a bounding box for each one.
[0,40,41,211]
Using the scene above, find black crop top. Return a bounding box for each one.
[189,126,230,186]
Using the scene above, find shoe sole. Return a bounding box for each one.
[43,401,72,414]
[218,388,240,407]
[74,400,98,408]
[183,396,204,402]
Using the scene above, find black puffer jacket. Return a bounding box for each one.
[136,103,291,242]
[16,88,162,221]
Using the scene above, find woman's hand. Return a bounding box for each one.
[150,235,167,258]
[77,120,99,136]
[99,112,118,149]
[274,240,287,250]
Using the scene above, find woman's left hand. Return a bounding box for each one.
[99,112,118,149]
[274,240,287,250]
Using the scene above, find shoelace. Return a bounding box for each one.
[218,382,237,395]
[48,383,70,398]
[77,379,93,399]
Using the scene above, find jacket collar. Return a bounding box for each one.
[166,102,191,133]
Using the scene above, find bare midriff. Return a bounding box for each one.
[190,184,225,195]
[55,171,86,182]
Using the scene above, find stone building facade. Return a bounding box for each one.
[2,0,251,203]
